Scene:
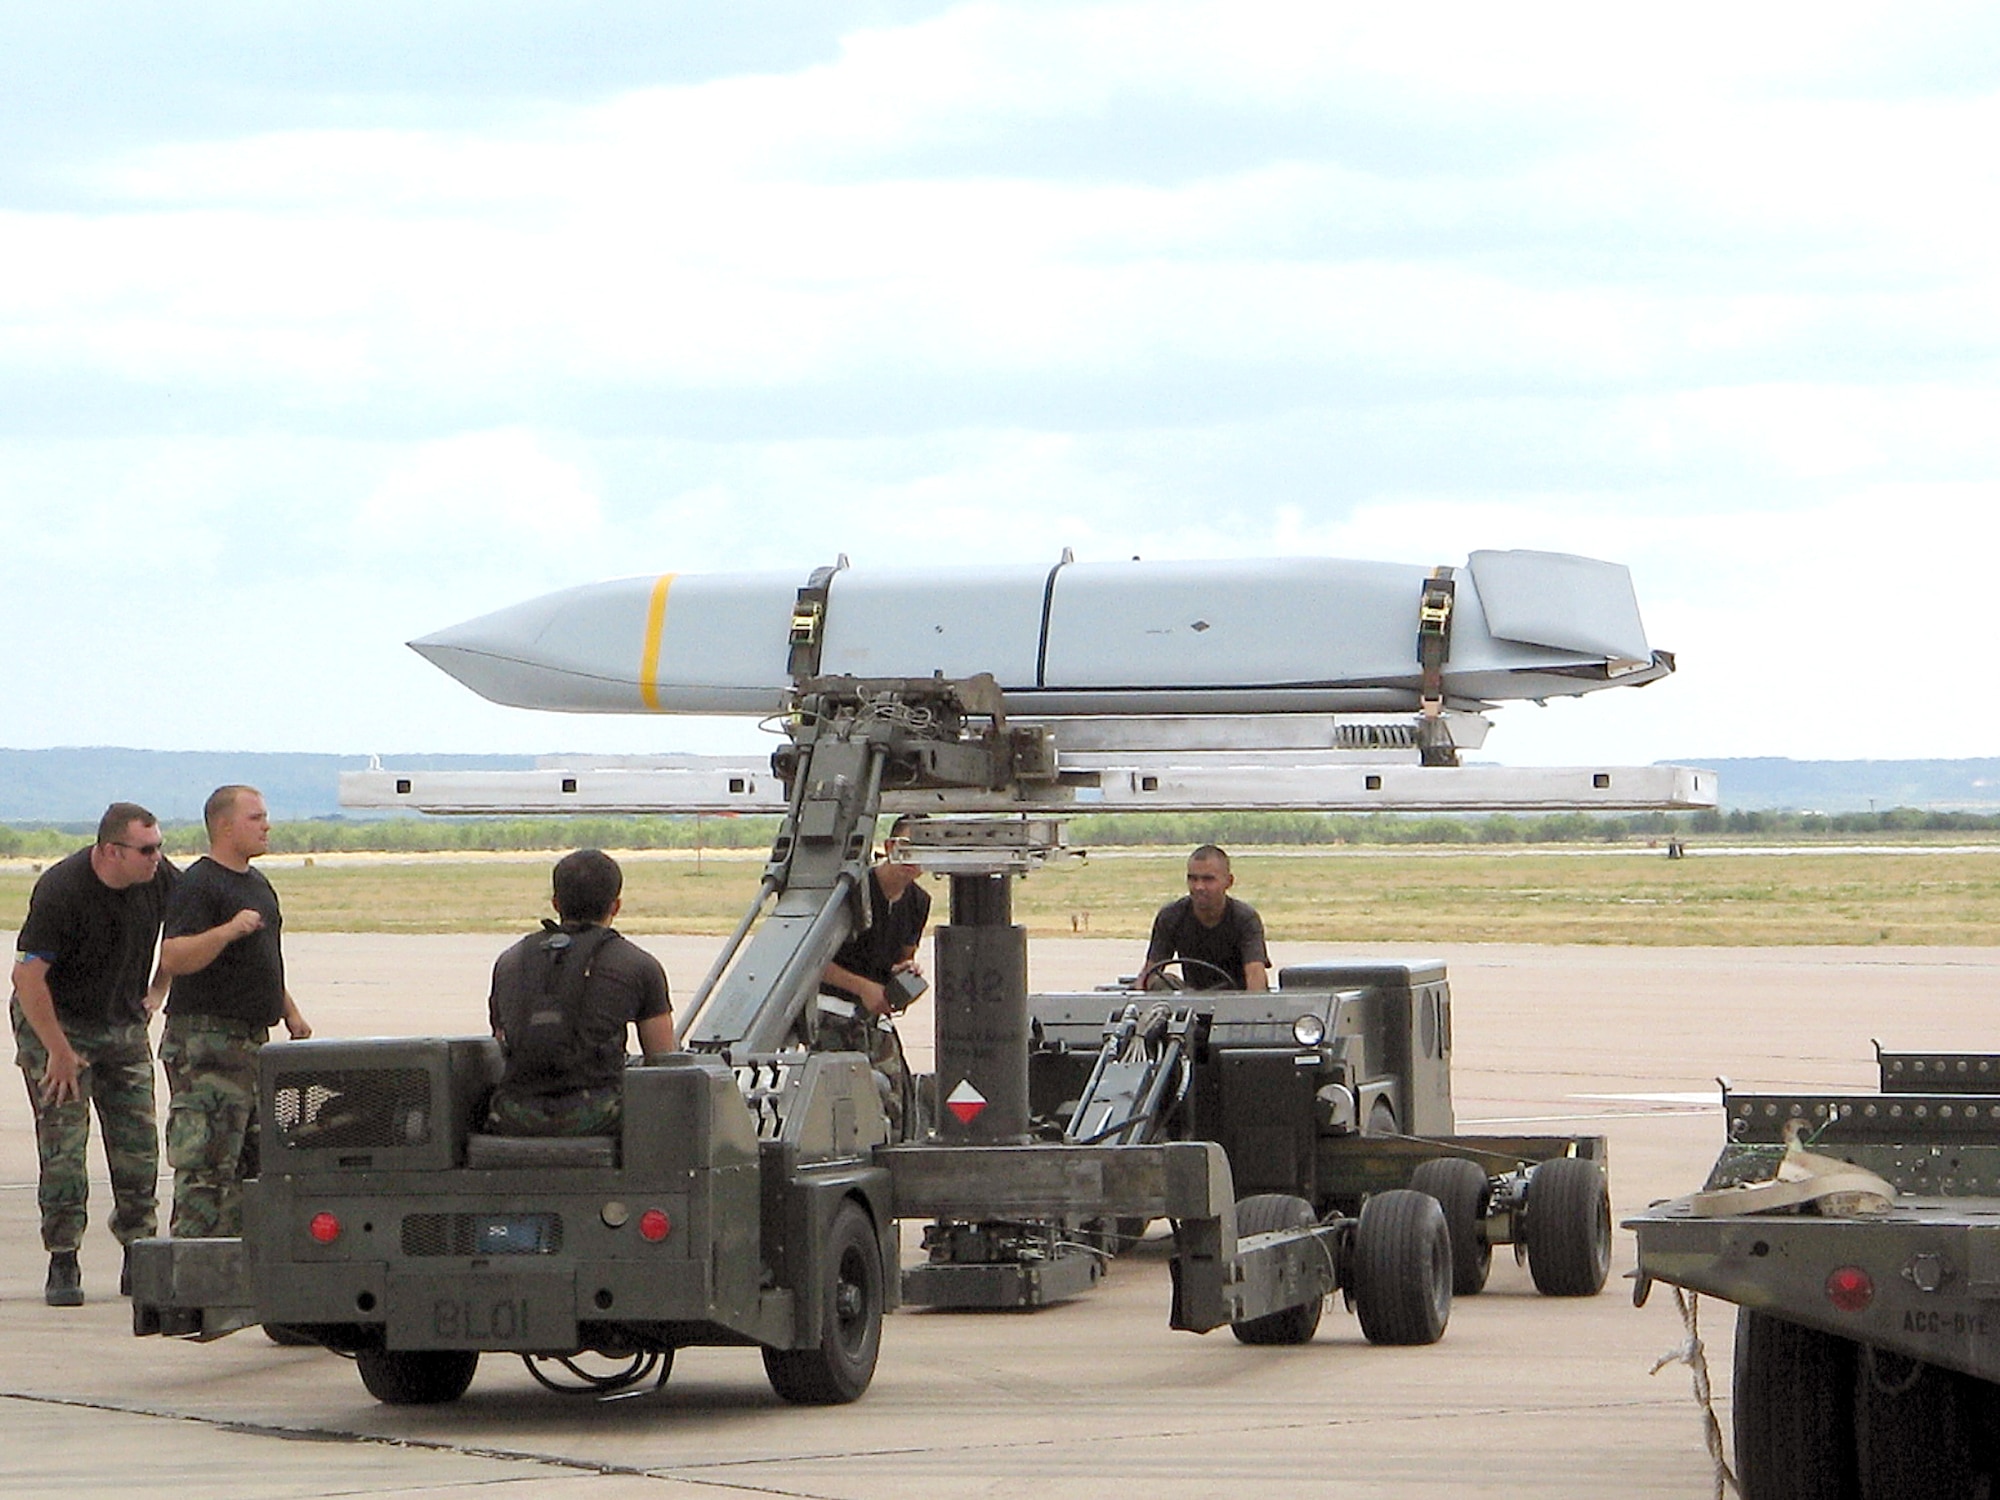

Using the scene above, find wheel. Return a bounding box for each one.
[1230,1194,1323,1345]
[1855,1345,1973,1500]
[763,1200,883,1405]
[355,1348,479,1405]
[1733,1310,1857,1500]
[1351,1189,1450,1346]
[1524,1156,1611,1297]
[1408,1157,1493,1296]
[262,1324,317,1347]
[1142,957,1237,993]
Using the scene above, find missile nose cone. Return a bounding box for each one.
[408,582,645,712]
[407,573,799,716]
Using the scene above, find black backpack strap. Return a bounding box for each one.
[544,924,618,1012]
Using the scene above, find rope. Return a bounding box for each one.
[1648,1287,1741,1499]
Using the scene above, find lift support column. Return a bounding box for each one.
[904,820,1109,1308]
[933,871,1029,1145]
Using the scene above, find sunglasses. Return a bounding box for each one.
[115,841,164,857]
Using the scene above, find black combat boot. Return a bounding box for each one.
[120,1243,134,1297]
[45,1250,83,1307]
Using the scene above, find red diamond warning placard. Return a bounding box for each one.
[944,1079,987,1124]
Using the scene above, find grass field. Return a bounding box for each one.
[9,845,2000,945]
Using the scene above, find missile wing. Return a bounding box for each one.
[410,551,1672,719]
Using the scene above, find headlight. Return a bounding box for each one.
[1293,1013,1327,1047]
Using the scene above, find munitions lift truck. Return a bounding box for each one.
[907,936,1615,1311]
[1629,1046,2000,1498]
[130,674,1462,1405]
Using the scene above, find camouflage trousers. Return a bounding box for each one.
[486,1084,623,1137]
[815,1005,912,1139]
[160,1014,268,1238]
[10,997,159,1254]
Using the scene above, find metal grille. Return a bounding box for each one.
[271,1068,435,1151]
[401,1212,564,1257]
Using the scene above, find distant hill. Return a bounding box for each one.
[6,747,1999,824]
[1671,758,2000,814]
[0,749,536,825]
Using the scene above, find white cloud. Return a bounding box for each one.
[4,0,2000,776]
[355,429,600,550]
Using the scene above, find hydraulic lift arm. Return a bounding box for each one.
[678,674,1055,1057]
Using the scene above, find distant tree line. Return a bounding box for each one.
[1065,807,2000,846]
[0,814,784,860]
[8,806,2000,862]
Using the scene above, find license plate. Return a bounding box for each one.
[474,1214,556,1254]
[386,1271,575,1351]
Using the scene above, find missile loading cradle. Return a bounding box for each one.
[349,548,1712,818]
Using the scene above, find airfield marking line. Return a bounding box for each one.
[651,1395,1689,1476]
[0,1388,827,1497]
[1461,1110,1715,1126]
[1573,1091,1724,1104]
[0,1383,1686,1481]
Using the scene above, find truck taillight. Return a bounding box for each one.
[639,1210,671,1242]
[1826,1265,1874,1312]
[309,1212,342,1245]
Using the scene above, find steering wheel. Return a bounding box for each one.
[1142,957,1237,993]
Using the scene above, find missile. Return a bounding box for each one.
[409,550,1672,719]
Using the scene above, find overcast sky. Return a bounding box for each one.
[5,1,1998,773]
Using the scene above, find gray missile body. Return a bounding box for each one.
[410,551,1672,718]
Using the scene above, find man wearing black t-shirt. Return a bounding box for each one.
[160,785,311,1237]
[486,849,676,1137]
[817,816,930,1137]
[10,802,177,1306]
[1142,845,1271,992]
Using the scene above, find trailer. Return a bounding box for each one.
[900,960,1612,1308]
[1628,1046,2000,1497]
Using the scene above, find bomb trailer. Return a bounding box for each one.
[130,671,1674,1407]
[1630,1048,2000,1499]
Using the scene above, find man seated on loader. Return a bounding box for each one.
[1139,844,1270,992]
[485,849,677,1136]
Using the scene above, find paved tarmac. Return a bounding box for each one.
[5,933,1997,1498]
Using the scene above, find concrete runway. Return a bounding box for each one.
[5,933,1997,1499]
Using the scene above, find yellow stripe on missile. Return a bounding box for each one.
[638,573,676,710]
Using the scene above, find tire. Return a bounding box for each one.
[1351,1189,1451,1347]
[764,1200,883,1405]
[355,1349,479,1405]
[1733,1310,1857,1500]
[1408,1157,1493,1296]
[1854,1345,1972,1500]
[1230,1194,1323,1346]
[263,1324,317,1347]
[1524,1156,1611,1297]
